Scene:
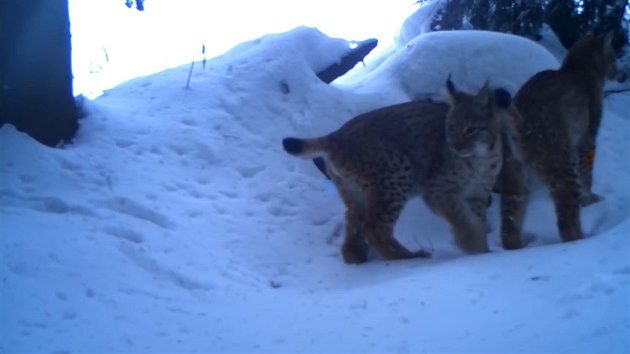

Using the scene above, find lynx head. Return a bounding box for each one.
[444,77,511,158]
[563,31,617,80]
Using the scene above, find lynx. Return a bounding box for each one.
[283,79,512,264]
[500,32,617,249]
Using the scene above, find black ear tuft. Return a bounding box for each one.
[446,73,456,95]
[493,88,511,109]
[282,137,305,155]
[602,30,614,48]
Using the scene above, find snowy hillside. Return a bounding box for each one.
[1,27,629,353]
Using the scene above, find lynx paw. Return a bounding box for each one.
[413,249,432,258]
[502,236,524,250]
[342,243,369,264]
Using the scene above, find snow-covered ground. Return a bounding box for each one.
[2,24,629,353]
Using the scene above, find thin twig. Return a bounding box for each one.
[185,61,194,89]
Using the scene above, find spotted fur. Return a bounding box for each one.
[500,32,616,248]
[283,80,512,263]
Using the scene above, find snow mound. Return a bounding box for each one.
[347,30,559,100]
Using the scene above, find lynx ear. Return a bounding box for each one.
[493,88,512,109]
[446,74,457,104]
[573,32,596,49]
[603,30,614,49]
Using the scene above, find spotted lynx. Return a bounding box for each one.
[500,32,617,249]
[283,79,512,263]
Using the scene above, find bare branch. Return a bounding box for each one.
[604,88,630,97]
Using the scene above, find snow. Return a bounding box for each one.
[341,30,560,101]
[396,0,447,45]
[2,25,630,353]
[69,0,418,98]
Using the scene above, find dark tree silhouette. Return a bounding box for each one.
[418,0,629,81]
[547,0,629,52]
[424,0,629,52]
[125,0,145,11]
[0,0,78,147]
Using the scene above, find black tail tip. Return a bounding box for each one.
[282,137,304,155]
[493,88,512,109]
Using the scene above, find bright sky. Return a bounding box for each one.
[69,0,418,98]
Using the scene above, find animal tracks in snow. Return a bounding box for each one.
[255,192,298,217]
[235,165,266,179]
[558,270,629,303]
[117,243,213,292]
[32,197,95,216]
[0,190,95,217]
[103,226,145,244]
[99,197,172,229]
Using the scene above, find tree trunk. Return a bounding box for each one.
[0,0,78,147]
[316,38,378,84]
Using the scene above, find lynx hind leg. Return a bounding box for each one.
[427,194,489,254]
[363,189,431,261]
[334,181,370,264]
[533,147,584,242]
[499,144,528,250]
[549,180,584,242]
[577,141,602,206]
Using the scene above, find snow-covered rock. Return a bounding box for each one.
[347,30,559,100]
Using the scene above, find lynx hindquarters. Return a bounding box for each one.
[283,79,512,264]
[500,32,616,249]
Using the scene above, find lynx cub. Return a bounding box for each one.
[500,32,617,249]
[283,79,512,263]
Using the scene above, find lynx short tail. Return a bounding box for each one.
[282,137,326,159]
[282,137,306,155]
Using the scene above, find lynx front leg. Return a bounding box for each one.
[500,194,527,250]
[462,193,491,253]
[427,194,489,254]
[363,191,431,261]
[451,204,489,254]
